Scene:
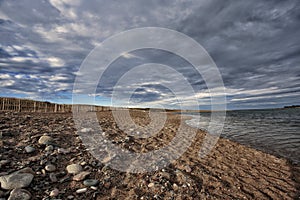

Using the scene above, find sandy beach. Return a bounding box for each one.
[0,110,299,199]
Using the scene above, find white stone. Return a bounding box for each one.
[66,164,82,174]
[76,188,87,194]
[38,136,53,145]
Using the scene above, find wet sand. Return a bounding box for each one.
[0,111,299,199]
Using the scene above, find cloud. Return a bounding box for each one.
[0,0,299,109]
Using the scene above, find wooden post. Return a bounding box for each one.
[18,99,21,112]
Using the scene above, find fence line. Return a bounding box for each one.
[0,97,73,112]
[0,97,123,113]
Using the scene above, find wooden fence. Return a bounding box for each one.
[0,97,122,113]
[0,97,72,112]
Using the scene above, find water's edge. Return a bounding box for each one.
[183,109,300,164]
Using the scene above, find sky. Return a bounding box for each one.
[0,0,300,110]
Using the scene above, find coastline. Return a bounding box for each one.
[0,110,299,199]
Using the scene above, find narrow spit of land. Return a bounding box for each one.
[0,111,299,199]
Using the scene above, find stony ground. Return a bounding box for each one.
[0,111,299,199]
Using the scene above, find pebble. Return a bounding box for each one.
[185,165,192,173]
[73,171,90,181]
[49,188,59,197]
[0,171,34,190]
[173,183,179,191]
[8,188,31,200]
[148,183,155,188]
[57,148,70,154]
[25,146,35,153]
[38,136,53,145]
[45,164,56,172]
[49,173,58,182]
[67,195,75,199]
[90,186,98,190]
[80,161,87,166]
[45,145,54,152]
[66,164,82,174]
[76,188,87,194]
[83,179,99,187]
[80,128,93,133]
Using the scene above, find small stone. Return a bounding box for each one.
[0,172,34,190]
[8,188,31,200]
[45,164,56,172]
[76,188,87,194]
[45,145,54,152]
[73,171,90,181]
[25,146,35,153]
[83,179,99,187]
[80,128,93,133]
[49,173,58,182]
[66,164,82,175]
[90,186,98,190]
[80,161,87,166]
[49,188,59,197]
[38,136,53,145]
[172,183,179,191]
[185,165,192,173]
[148,183,155,188]
[67,195,74,199]
[57,148,70,154]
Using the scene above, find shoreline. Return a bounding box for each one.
[0,111,299,199]
[181,111,300,166]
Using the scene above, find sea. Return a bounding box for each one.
[184,108,300,164]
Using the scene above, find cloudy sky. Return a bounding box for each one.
[0,0,299,110]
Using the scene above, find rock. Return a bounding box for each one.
[25,146,35,153]
[172,183,179,191]
[17,167,35,175]
[76,188,87,194]
[8,188,31,200]
[38,136,53,145]
[57,148,70,154]
[66,164,82,174]
[185,165,192,173]
[45,164,56,172]
[90,186,98,190]
[83,179,99,187]
[49,188,59,197]
[67,195,75,199]
[0,170,34,190]
[148,182,155,188]
[73,171,90,181]
[49,173,58,182]
[80,161,87,166]
[45,145,54,152]
[80,128,93,133]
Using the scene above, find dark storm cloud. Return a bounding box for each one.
[0,0,299,109]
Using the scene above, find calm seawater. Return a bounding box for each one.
[184,108,300,164]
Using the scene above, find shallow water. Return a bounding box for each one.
[184,108,300,164]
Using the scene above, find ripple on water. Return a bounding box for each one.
[185,108,300,164]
